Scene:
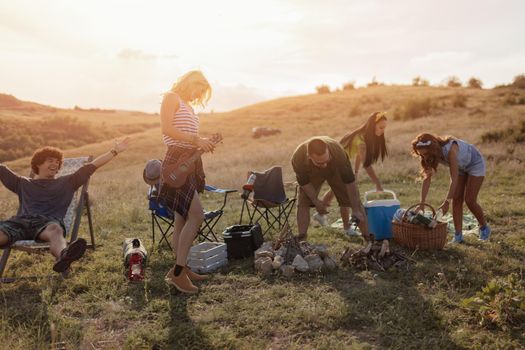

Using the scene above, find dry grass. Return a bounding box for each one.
[1,85,524,349]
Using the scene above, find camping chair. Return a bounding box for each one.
[0,156,95,283]
[148,184,236,250]
[238,166,297,236]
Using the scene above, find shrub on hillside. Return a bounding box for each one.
[452,94,468,108]
[393,98,433,120]
[446,76,462,88]
[316,85,331,94]
[502,92,525,106]
[461,273,525,330]
[481,120,525,143]
[412,76,430,87]
[342,82,355,90]
[467,77,483,89]
[512,74,525,89]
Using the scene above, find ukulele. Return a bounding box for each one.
[162,133,222,188]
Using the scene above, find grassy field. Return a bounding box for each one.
[1,85,524,349]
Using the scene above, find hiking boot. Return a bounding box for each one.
[165,268,198,294]
[312,212,329,227]
[479,224,491,241]
[449,233,465,244]
[185,267,208,281]
[166,266,208,282]
[53,238,87,273]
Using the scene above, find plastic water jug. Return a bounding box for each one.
[363,189,401,240]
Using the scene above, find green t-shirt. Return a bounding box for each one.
[291,136,355,186]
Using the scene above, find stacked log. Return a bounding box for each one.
[341,240,414,271]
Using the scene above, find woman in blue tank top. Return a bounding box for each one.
[411,133,490,243]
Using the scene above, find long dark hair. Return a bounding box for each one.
[411,133,453,177]
[340,112,388,167]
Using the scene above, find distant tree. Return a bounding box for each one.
[342,82,355,90]
[367,76,383,87]
[412,76,430,87]
[467,77,483,89]
[446,76,462,88]
[316,85,331,94]
[512,74,525,89]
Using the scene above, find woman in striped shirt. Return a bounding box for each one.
[159,70,215,294]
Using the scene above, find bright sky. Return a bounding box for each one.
[1,0,524,113]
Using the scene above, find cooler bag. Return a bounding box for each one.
[363,190,400,240]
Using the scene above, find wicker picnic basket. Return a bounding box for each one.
[392,203,448,250]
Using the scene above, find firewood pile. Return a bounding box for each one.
[253,224,337,276]
[340,240,414,271]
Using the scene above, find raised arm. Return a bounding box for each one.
[0,164,21,193]
[90,137,131,169]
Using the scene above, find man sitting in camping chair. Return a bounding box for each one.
[0,137,130,273]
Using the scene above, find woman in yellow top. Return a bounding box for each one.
[313,112,388,235]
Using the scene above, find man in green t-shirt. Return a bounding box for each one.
[291,136,369,241]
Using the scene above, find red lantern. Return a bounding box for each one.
[128,252,144,281]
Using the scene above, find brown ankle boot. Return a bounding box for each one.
[185,267,208,281]
[165,268,198,294]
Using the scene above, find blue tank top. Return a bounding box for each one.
[440,139,482,171]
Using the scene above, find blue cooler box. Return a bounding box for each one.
[363,190,400,240]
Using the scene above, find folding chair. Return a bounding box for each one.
[148,184,236,250]
[0,156,95,283]
[239,166,297,236]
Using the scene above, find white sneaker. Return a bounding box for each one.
[344,227,359,236]
[312,212,329,227]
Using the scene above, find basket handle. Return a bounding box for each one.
[401,202,436,221]
[363,189,397,202]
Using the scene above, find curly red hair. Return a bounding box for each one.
[411,133,453,178]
